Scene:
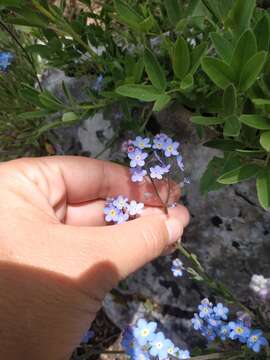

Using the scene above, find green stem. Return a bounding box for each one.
[178,244,255,318]
[0,20,43,91]
[264,152,270,167]
[148,173,168,215]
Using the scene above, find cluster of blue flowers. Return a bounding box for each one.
[171,258,185,278]
[122,319,190,360]
[104,195,144,224]
[0,51,13,72]
[122,134,184,183]
[191,299,268,353]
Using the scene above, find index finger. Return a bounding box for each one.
[39,156,181,206]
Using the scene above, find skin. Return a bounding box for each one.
[0,156,189,360]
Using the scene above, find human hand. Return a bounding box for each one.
[0,156,189,359]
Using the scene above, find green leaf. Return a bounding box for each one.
[181,74,194,90]
[260,131,270,152]
[18,110,50,120]
[204,139,245,151]
[62,112,78,122]
[240,115,270,130]
[210,32,234,63]
[223,115,241,137]
[230,30,257,83]
[254,14,270,51]
[252,98,270,106]
[226,0,256,37]
[173,37,190,80]
[191,116,225,126]
[164,0,182,26]
[257,168,270,209]
[0,0,21,7]
[223,84,237,116]
[200,0,221,22]
[201,57,234,89]
[190,41,207,74]
[39,91,64,111]
[200,154,241,194]
[133,57,144,83]
[218,164,259,184]
[239,51,267,91]
[153,94,171,112]
[114,0,143,29]
[138,15,155,33]
[144,49,166,92]
[115,84,161,101]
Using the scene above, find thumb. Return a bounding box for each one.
[100,207,186,278]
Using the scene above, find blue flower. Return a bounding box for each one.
[247,329,268,353]
[133,136,151,149]
[127,200,144,216]
[207,316,222,329]
[116,211,129,224]
[150,165,171,180]
[92,74,104,92]
[198,299,213,319]
[149,332,172,360]
[171,258,185,277]
[176,155,185,171]
[201,326,216,341]
[0,51,13,71]
[163,139,179,157]
[113,195,128,210]
[128,148,148,168]
[122,327,146,359]
[218,324,230,341]
[191,313,203,330]
[104,204,120,223]
[153,134,168,150]
[228,321,250,343]
[178,349,191,359]
[131,167,147,182]
[134,319,157,346]
[213,303,229,320]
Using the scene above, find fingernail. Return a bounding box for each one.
[165,218,183,245]
[161,241,180,256]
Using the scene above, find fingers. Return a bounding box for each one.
[65,200,106,226]
[9,156,180,207]
[58,205,189,281]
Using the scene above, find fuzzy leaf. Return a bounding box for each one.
[116,84,161,101]
[218,164,259,184]
[210,32,234,63]
[153,94,171,112]
[257,169,270,210]
[173,36,190,80]
[239,51,267,91]
[191,116,225,126]
[240,114,270,130]
[223,115,241,137]
[260,131,270,152]
[223,84,237,116]
[144,48,166,91]
[201,57,234,89]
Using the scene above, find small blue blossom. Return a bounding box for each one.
[171,258,185,277]
[133,136,151,149]
[191,313,203,331]
[134,319,157,346]
[213,303,229,320]
[150,165,171,180]
[131,167,147,182]
[92,74,104,92]
[149,332,173,360]
[207,316,222,329]
[247,330,269,353]
[116,211,129,224]
[128,148,148,168]
[0,51,13,71]
[201,326,217,341]
[176,155,185,171]
[122,327,149,359]
[163,139,180,157]
[198,299,213,319]
[113,195,128,210]
[153,134,168,150]
[104,204,120,223]
[128,200,144,216]
[228,321,250,343]
[218,324,230,341]
[178,349,191,359]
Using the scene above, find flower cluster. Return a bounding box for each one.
[249,274,270,301]
[0,51,13,72]
[122,134,184,183]
[171,258,185,278]
[121,319,190,360]
[104,195,144,224]
[192,299,268,353]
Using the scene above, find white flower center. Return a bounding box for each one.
[141,328,150,337]
[155,341,163,350]
[251,335,258,342]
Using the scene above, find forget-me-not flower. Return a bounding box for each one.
[247,330,269,353]
[149,332,173,359]
[228,321,250,343]
[128,148,148,168]
[134,319,157,346]
[213,303,229,320]
[133,136,151,149]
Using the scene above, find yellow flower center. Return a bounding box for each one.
[168,347,174,354]
[141,328,150,337]
[139,142,145,148]
[156,342,163,349]
[167,145,173,151]
[110,209,116,216]
[251,335,258,342]
[235,327,244,335]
